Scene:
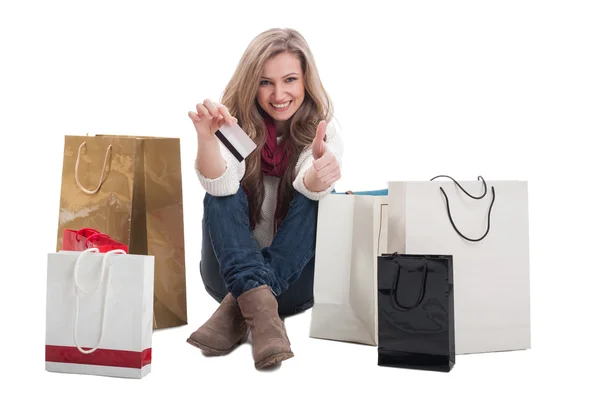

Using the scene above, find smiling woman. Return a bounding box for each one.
[256,53,306,125]
[186,28,344,370]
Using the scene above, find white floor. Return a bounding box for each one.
[30,288,596,398]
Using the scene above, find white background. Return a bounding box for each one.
[1,0,599,396]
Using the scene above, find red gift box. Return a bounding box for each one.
[62,228,129,253]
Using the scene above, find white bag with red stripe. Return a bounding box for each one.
[45,248,154,378]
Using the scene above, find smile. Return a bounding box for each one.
[270,101,291,111]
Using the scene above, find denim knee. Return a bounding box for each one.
[203,188,248,217]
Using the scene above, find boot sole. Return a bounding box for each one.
[255,351,294,369]
[186,330,249,356]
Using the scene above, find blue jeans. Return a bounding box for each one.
[202,187,318,299]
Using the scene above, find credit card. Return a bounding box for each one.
[215,123,257,162]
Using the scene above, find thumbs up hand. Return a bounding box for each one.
[312,120,328,159]
[304,120,341,192]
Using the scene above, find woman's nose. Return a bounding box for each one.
[272,84,286,102]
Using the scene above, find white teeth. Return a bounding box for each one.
[272,101,291,109]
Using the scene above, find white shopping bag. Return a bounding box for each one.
[387,176,531,354]
[45,248,154,378]
[309,191,388,346]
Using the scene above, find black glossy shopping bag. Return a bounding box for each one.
[377,253,455,372]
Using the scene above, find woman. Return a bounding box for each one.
[186,28,343,369]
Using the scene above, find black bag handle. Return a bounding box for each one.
[391,259,428,311]
[430,174,488,199]
[430,175,496,242]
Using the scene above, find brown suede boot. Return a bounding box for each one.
[237,285,294,369]
[186,293,249,356]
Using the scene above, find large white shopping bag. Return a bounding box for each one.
[387,176,531,354]
[45,248,154,378]
[309,190,388,346]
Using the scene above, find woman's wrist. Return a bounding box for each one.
[303,166,329,192]
[196,138,226,179]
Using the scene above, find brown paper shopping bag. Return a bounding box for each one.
[56,134,188,330]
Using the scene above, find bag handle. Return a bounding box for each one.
[430,175,495,242]
[73,248,126,354]
[74,228,101,242]
[75,142,112,195]
[346,190,388,255]
[391,258,428,311]
[84,233,112,248]
[377,203,388,255]
[430,175,488,199]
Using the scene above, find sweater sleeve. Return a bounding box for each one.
[195,141,246,196]
[293,121,344,200]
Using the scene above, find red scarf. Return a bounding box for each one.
[246,116,291,232]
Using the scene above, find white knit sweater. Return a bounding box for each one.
[195,121,343,248]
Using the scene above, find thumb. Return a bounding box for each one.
[312,120,328,159]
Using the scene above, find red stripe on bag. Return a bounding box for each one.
[45,345,152,369]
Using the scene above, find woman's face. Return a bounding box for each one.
[256,52,305,122]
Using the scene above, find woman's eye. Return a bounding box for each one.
[286,77,297,83]
[260,80,271,86]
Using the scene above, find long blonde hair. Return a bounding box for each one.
[221,28,333,227]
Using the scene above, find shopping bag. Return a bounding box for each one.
[387,175,530,354]
[62,228,129,253]
[55,134,187,329]
[377,253,455,372]
[45,249,154,378]
[309,190,388,346]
